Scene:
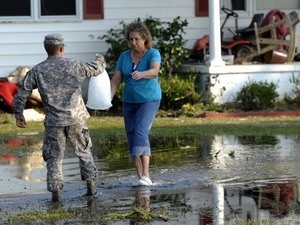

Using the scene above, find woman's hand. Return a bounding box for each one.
[131,71,143,80]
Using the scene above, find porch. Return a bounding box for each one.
[179,62,300,104]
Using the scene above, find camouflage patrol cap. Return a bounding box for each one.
[44,33,64,45]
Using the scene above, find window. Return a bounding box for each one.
[0,0,103,21]
[40,0,76,16]
[0,0,31,17]
[195,0,248,17]
[256,0,300,10]
[222,0,246,11]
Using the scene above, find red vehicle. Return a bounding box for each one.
[190,7,299,64]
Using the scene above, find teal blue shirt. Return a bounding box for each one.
[115,48,162,103]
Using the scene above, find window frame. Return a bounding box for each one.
[0,0,32,21]
[195,0,251,18]
[0,0,84,22]
[220,0,251,17]
[38,0,80,20]
[254,0,300,12]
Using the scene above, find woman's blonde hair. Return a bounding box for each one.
[124,22,153,49]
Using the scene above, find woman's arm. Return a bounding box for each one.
[131,61,160,80]
[110,70,123,99]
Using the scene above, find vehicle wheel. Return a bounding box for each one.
[234,45,254,64]
[261,10,297,63]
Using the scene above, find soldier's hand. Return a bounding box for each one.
[16,118,27,128]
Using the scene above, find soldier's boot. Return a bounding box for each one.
[52,190,61,202]
[86,180,97,196]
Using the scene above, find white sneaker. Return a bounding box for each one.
[137,176,153,186]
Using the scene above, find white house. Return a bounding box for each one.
[0,0,300,104]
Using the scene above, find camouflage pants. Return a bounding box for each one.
[42,123,98,192]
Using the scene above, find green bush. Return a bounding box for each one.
[181,102,224,117]
[100,22,128,74]
[235,79,279,111]
[147,16,190,77]
[284,73,300,106]
[159,74,201,110]
[101,16,200,112]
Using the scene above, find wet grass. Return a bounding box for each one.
[103,207,169,223]
[10,203,298,225]
[12,209,74,224]
[10,204,172,225]
[2,113,300,136]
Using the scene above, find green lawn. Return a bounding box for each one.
[1,113,300,137]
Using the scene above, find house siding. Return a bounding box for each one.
[0,0,299,79]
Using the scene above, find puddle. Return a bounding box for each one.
[1,134,300,224]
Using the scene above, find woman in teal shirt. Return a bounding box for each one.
[111,22,161,186]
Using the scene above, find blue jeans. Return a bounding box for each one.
[123,100,160,160]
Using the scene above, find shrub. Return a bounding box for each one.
[100,21,128,74]
[235,79,279,111]
[147,16,189,76]
[159,74,201,110]
[284,73,300,106]
[101,16,199,111]
[181,102,224,117]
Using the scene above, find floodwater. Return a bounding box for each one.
[1,134,300,224]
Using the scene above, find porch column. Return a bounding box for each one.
[208,0,225,66]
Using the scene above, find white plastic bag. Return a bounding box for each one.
[86,70,112,110]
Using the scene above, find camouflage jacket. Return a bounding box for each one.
[13,56,106,126]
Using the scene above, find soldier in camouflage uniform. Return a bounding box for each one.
[13,33,106,202]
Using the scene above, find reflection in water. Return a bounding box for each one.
[135,186,151,212]
[130,188,151,224]
[7,138,44,182]
[0,137,45,194]
[210,179,299,224]
[197,135,300,184]
[2,134,300,224]
[16,152,44,181]
[0,153,17,165]
[237,135,279,145]
[213,184,224,225]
